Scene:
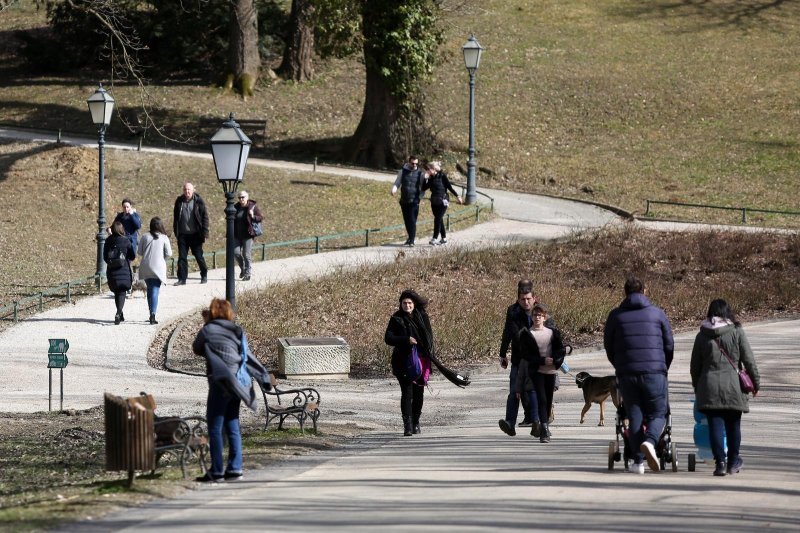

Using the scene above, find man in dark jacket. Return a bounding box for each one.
[173,182,210,285]
[498,280,555,437]
[390,155,423,246]
[604,276,674,473]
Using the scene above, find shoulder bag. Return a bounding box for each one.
[716,339,755,394]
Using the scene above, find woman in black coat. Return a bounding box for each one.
[421,162,462,245]
[384,289,434,436]
[103,221,135,324]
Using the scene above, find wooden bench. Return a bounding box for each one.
[257,374,321,434]
[128,393,209,479]
[199,116,268,149]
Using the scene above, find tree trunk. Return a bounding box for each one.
[343,64,402,168]
[229,0,260,97]
[276,0,315,82]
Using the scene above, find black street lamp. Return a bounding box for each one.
[86,84,115,280]
[210,113,252,308]
[462,35,483,206]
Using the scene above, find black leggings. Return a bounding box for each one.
[113,290,127,315]
[534,373,557,424]
[398,379,425,423]
[431,204,448,239]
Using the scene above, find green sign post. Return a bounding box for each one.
[48,339,69,411]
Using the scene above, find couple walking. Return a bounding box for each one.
[391,155,463,247]
[173,183,264,285]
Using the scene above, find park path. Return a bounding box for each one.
[0,126,617,414]
[63,319,800,532]
[2,128,798,532]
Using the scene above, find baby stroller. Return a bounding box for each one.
[607,399,678,472]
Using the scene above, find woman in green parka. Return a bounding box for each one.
[690,299,760,477]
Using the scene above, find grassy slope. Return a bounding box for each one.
[1,1,798,223]
[0,139,475,304]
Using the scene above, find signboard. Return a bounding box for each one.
[48,353,69,368]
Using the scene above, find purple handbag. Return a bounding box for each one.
[716,339,755,394]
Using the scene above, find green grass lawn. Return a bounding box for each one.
[1,0,797,224]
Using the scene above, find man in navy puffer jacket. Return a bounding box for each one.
[604,276,674,473]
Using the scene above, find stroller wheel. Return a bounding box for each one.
[608,441,616,470]
[688,453,696,472]
[671,442,679,472]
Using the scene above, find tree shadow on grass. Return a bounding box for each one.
[0,137,63,183]
[607,0,799,33]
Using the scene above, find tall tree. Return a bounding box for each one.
[277,0,315,82]
[226,0,261,98]
[314,0,441,168]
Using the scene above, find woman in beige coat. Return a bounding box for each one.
[137,217,172,324]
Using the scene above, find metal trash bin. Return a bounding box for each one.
[104,392,155,486]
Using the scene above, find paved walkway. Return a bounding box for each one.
[62,319,800,532]
[2,128,798,531]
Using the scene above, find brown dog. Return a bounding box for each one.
[576,371,621,426]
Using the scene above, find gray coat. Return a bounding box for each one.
[192,319,271,411]
[137,232,172,284]
[690,323,760,413]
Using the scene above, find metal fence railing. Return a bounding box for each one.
[644,199,800,224]
[2,193,494,323]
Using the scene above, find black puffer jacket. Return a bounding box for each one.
[384,308,433,380]
[103,234,134,292]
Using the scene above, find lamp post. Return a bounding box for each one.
[462,35,483,206]
[86,84,115,280]
[210,113,252,308]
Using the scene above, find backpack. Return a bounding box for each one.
[405,345,423,382]
[107,245,127,269]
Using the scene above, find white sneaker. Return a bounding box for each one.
[640,441,660,472]
[429,238,439,245]
[440,238,448,244]
[629,462,645,474]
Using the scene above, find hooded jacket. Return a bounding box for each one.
[690,322,760,413]
[604,292,674,376]
[192,319,271,411]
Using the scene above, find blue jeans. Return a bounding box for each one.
[206,383,243,477]
[505,364,538,424]
[704,409,741,466]
[145,278,161,315]
[618,373,668,464]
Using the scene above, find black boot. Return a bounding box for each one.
[539,423,550,443]
[403,417,413,437]
[114,312,121,325]
[412,417,421,434]
[149,313,158,325]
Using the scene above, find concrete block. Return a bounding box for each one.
[278,337,350,379]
